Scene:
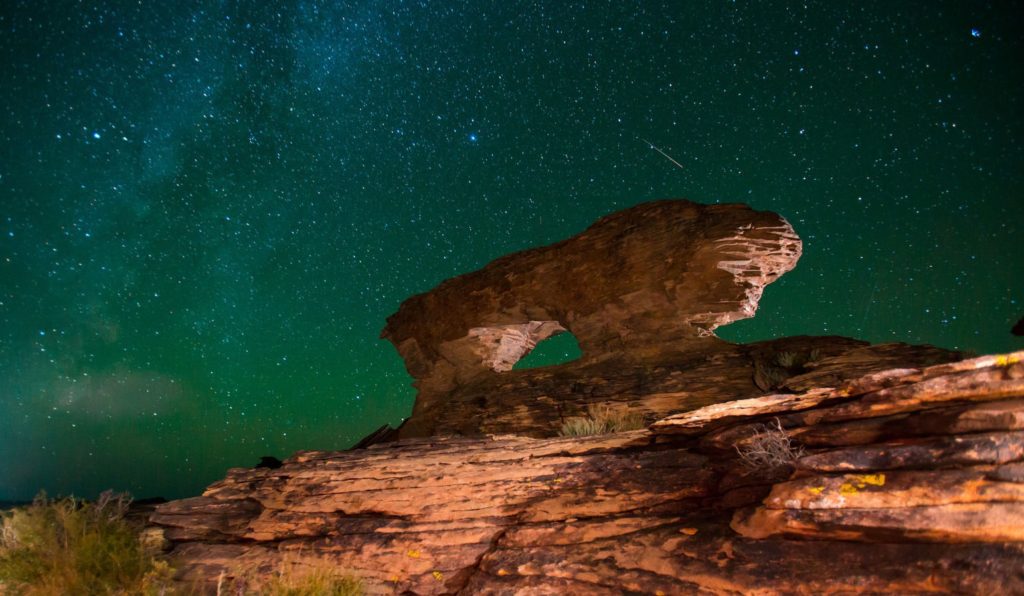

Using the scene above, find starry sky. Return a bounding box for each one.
[1,1,1021,501]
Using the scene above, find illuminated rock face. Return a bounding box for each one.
[382,200,810,437]
[148,202,1024,593]
[149,352,1024,594]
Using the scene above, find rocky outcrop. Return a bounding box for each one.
[381,200,960,439]
[150,351,1024,593]
[148,200,1016,592]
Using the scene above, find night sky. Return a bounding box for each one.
[2,1,1021,501]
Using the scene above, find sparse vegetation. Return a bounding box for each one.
[559,404,646,437]
[753,360,791,392]
[0,491,175,595]
[774,349,822,371]
[219,557,362,596]
[774,350,798,369]
[735,418,805,470]
[754,349,825,391]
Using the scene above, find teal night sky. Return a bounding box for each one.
[1,2,1021,501]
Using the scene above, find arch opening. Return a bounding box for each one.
[512,330,582,370]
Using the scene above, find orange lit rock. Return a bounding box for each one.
[147,201,1023,593]
[150,352,1024,594]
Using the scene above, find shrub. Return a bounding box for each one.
[774,349,822,371]
[774,350,798,369]
[559,404,646,437]
[735,418,805,470]
[0,490,175,595]
[261,563,362,596]
[220,557,362,596]
[756,349,826,391]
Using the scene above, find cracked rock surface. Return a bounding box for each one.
[150,352,1024,594]
[148,202,1022,593]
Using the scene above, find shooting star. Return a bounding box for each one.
[638,137,685,170]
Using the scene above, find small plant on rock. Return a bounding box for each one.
[774,350,798,369]
[755,349,826,391]
[559,404,646,437]
[735,418,805,470]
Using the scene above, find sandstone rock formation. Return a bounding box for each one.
[148,199,1020,593]
[150,351,1024,593]
[380,200,959,439]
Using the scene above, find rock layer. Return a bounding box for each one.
[150,351,1024,594]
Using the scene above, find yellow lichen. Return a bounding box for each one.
[432,571,444,581]
[995,354,1020,367]
[406,549,421,559]
[807,486,825,496]
[839,473,886,495]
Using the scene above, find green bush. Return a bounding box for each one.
[0,491,174,595]
[559,404,646,437]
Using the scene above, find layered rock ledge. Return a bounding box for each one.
[151,351,1024,594]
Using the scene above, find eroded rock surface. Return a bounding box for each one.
[149,200,1017,592]
[150,352,1024,594]
[380,200,959,438]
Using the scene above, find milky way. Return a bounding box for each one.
[1,1,1021,500]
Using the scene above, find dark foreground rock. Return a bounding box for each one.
[150,351,1024,594]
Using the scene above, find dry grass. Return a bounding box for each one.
[559,404,646,437]
[0,491,175,595]
[735,418,805,470]
[218,556,362,596]
[775,349,822,369]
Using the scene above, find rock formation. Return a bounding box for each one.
[148,199,1024,593]
[150,351,1024,593]
[380,200,958,439]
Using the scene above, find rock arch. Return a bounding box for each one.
[380,199,804,437]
